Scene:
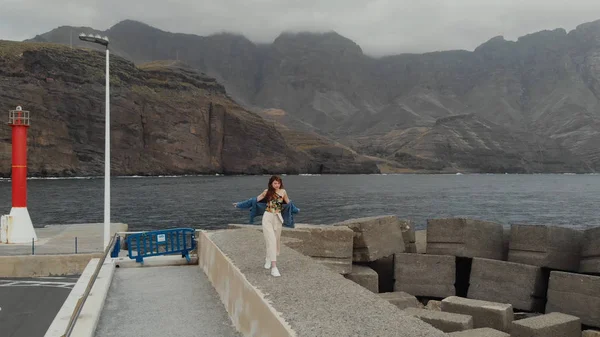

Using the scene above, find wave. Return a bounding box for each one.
[0,176,97,181]
[0,173,228,182]
[30,176,97,180]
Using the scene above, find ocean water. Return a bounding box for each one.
[0,174,599,231]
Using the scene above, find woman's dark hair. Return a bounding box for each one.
[266,175,284,202]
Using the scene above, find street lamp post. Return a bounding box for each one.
[79,33,110,249]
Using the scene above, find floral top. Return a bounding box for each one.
[266,192,284,214]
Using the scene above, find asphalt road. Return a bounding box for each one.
[0,276,78,337]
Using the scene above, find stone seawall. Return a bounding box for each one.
[0,253,102,277]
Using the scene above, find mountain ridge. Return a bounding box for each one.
[25,18,600,173]
[29,18,600,57]
[0,40,380,177]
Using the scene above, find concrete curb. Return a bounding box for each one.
[44,258,100,337]
[0,253,101,277]
[69,258,116,337]
[198,231,296,337]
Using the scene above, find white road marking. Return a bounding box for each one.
[37,276,70,280]
[0,282,18,287]
[0,280,75,288]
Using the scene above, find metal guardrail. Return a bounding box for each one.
[125,228,196,264]
[8,107,30,126]
[61,233,118,337]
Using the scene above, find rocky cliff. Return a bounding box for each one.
[347,114,588,173]
[28,19,600,173]
[0,41,379,177]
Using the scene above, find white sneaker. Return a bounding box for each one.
[271,267,281,277]
[264,259,271,269]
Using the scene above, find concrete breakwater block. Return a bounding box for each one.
[333,215,405,262]
[403,307,473,333]
[364,254,395,292]
[280,224,354,275]
[468,258,548,312]
[583,330,600,337]
[441,296,514,332]
[394,253,456,298]
[401,220,416,253]
[378,291,419,310]
[345,265,379,293]
[508,224,583,271]
[513,312,542,320]
[416,230,427,254]
[502,227,510,261]
[448,328,510,337]
[510,312,581,337]
[546,271,600,327]
[426,218,505,260]
[426,300,442,311]
[580,226,600,274]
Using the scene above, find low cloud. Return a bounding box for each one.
[1,0,600,56]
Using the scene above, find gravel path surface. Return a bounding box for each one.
[210,228,448,337]
[95,265,241,337]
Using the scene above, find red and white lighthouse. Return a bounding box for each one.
[5,106,37,243]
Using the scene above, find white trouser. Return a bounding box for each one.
[262,211,283,262]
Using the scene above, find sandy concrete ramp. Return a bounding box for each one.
[94,265,240,337]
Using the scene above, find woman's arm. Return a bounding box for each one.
[283,189,290,203]
[257,189,268,202]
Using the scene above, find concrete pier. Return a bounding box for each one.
[200,228,447,337]
[0,223,128,278]
[25,217,600,337]
[95,265,240,337]
[0,223,128,256]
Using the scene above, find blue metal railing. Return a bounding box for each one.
[110,235,120,257]
[123,228,196,264]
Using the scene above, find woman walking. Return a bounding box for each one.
[256,175,290,277]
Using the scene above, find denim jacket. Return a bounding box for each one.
[234,197,299,228]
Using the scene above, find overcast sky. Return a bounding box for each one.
[2,0,600,56]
